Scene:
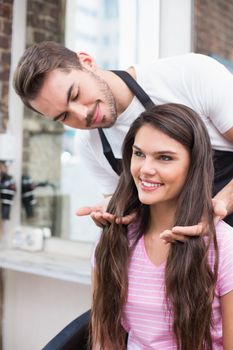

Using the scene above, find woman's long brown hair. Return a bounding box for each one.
[92,103,218,350]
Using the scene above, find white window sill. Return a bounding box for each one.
[0,246,92,285]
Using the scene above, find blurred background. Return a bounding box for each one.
[1,0,233,349]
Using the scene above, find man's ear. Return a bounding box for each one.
[77,52,97,71]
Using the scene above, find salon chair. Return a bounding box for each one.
[42,309,90,350]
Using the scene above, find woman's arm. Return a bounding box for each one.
[221,290,233,349]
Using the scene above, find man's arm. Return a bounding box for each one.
[214,180,233,217]
[223,124,233,143]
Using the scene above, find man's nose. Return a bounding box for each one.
[69,103,89,119]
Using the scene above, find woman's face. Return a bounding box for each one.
[130,124,190,208]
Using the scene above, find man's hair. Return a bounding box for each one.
[92,103,218,350]
[13,41,82,110]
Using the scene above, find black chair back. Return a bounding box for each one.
[42,310,90,350]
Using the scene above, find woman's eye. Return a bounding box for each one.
[160,155,172,161]
[133,150,144,158]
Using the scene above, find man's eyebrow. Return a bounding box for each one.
[52,83,74,121]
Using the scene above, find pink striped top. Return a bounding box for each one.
[122,220,233,349]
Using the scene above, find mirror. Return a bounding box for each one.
[20,0,158,242]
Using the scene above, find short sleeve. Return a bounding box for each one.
[216,221,233,296]
[188,54,233,134]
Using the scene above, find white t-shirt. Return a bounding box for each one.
[76,53,233,195]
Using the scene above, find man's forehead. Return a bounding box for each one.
[30,68,84,116]
[50,69,85,91]
[29,85,67,117]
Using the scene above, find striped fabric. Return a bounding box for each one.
[122,220,233,349]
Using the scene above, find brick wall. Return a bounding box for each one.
[26,0,65,45]
[0,3,13,340]
[194,0,233,61]
[24,0,65,128]
[0,0,13,132]
[21,0,66,234]
[23,0,65,177]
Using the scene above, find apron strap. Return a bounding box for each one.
[98,128,122,175]
[99,70,155,175]
[112,70,155,110]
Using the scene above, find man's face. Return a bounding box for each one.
[30,67,118,129]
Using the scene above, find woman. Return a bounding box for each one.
[91,104,233,350]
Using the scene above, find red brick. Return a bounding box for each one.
[0,69,9,81]
[3,19,12,35]
[0,34,11,49]
[194,0,233,60]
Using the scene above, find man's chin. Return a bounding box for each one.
[88,115,117,129]
[101,117,117,129]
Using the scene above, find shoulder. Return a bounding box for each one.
[215,220,233,246]
[215,220,233,267]
[215,221,233,295]
[127,221,140,236]
[127,221,141,245]
[208,220,233,268]
[165,52,226,67]
[135,53,229,73]
[181,53,232,79]
[136,52,221,67]
[134,53,228,87]
[214,220,233,259]
[161,53,229,74]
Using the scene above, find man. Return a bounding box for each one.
[13,41,232,239]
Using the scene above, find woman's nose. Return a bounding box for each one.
[140,159,157,175]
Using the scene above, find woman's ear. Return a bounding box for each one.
[77,52,97,71]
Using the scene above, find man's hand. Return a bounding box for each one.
[76,197,136,227]
[213,179,233,217]
[160,198,227,244]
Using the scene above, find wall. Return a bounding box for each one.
[0,0,13,132]
[21,0,65,235]
[159,0,192,57]
[194,0,233,60]
[0,3,14,346]
[3,270,91,350]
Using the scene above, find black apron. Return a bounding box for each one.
[98,71,233,226]
[213,150,233,225]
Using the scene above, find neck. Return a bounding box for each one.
[98,67,136,116]
[148,203,176,236]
